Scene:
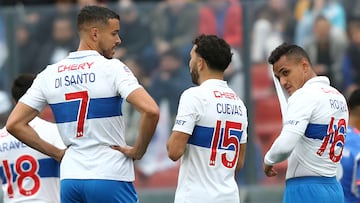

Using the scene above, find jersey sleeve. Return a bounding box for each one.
[112,60,142,99]
[264,91,316,165]
[19,71,48,112]
[172,89,201,135]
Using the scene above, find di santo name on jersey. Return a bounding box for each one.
[55,62,96,88]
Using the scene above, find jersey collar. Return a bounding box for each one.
[68,50,100,59]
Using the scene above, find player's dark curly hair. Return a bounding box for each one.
[77,5,120,31]
[268,43,312,66]
[12,74,36,102]
[193,34,232,72]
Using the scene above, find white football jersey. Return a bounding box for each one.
[0,117,65,203]
[19,50,142,181]
[265,77,349,179]
[172,79,248,203]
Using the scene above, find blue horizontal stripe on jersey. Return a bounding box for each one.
[188,125,242,150]
[304,123,328,140]
[0,158,60,184]
[50,96,123,123]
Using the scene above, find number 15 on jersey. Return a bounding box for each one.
[209,120,243,169]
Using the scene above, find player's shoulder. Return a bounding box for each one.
[103,58,134,74]
[181,86,202,98]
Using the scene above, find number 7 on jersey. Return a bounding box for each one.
[65,91,89,137]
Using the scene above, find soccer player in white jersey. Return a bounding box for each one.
[167,34,248,203]
[0,74,65,203]
[263,43,349,203]
[5,6,159,203]
[339,88,360,203]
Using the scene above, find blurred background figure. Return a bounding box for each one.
[20,0,77,47]
[295,0,346,46]
[148,49,192,121]
[146,0,198,73]
[15,22,40,74]
[115,0,154,76]
[0,15,10,129]
[35,16,77,73]
[251,0,295,64]
[0,91,11,128]
[197,0,243,51]
[303,15,347,91]
[0,15,8,91]
[342,17,360,97]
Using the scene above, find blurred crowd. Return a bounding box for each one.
[0,0,359,186]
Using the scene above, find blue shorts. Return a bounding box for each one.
[283,176,344,203]
[60,179,138,203]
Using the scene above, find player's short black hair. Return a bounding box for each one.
[348,89,360,111]
[193,34,232,72]
[77,5,120,31]
[268,43,312,66]
[11,74,36,102]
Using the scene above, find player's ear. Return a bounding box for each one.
[301,59,310,73]
[90,27,99,41]
[197,57,204,71]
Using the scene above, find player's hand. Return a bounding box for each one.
[263,163,278,177]
[111,145,142,160]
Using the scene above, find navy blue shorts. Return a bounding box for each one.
[60,179,138,203]
[283,176,344,203]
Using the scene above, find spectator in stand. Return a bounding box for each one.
[340,0,360,22]
[251,0,295,64]
[342,17,360,97]
[295,0,346,46]
[148,49,192,121]
[33,0,77,44]
[197,0,243,50]
[0,15,8,90]
[303,15,347,91]
[146,0,198,72]
[0,91,11,128]
[115,0,154,76]
[35,16,78,73]
[15,22,41,74]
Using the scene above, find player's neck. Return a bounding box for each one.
[199,72,223,84]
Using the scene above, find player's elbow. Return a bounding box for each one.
[167,143,182,161]
[144,104,160,121]
[6,117,20,136]
[168,151,181,161]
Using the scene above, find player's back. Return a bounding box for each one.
[20,50,142,181]
[286,78,348,178]
[0,117,63,203]
[175,79,248,203]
